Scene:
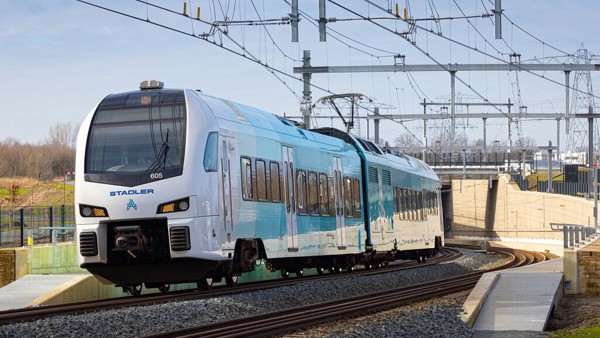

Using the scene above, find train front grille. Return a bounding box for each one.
[79,232,98,256]
[170,226,191,251]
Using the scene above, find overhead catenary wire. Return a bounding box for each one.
[76,0,304,102]
[356,0,600,101]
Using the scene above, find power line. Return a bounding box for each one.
[354,0,600,100]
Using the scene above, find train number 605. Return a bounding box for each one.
[150,173,163,179]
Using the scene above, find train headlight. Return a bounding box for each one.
[178,200,189,211]
[157,197,190,214]
[79,204,108,217]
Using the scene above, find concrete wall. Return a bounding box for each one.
[564,237,600,294]
[0,243,84,287]
[451,175,595,242]
[0,248,29,287]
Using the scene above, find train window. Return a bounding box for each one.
[400,188,407,220]
[395,188,401,218]
[308,172,319,215]
[407,189,414,220]
[393,187,398,214]
[256,160,267,201]
[296,170,308,215]
[319,174,330,216]
[366,140,383,155]
[241,157,253,200]
[284,162,292,212]
[418,190,424,220]
[328,175,336,216]
[344,177,353,217]
[203,132,218,172]
[270,162,281,202]
[352,178,361,218]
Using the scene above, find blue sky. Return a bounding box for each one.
[1,0,600,150]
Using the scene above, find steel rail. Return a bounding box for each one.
[0,248,460,325]
[142,246,550,338]
[142,248,522,338]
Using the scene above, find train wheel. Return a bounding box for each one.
[316,267,324,275]
[197,278,212,290]
[125,284,142,296]
[295,269,304,278]
[281,269,290,279]
[226,275,238,287]
[158,284,170,293]
[335,266,343,274]
[364,263,372,270]
[346,266,354,273]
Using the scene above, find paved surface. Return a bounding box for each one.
[470,258,563,332]
[0,274,87,311]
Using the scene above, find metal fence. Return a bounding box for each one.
[0,205,75,248]
[536,167,599,197]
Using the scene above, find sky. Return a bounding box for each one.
[2,0,600,152]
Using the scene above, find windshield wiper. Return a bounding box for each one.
[147,129,169,172]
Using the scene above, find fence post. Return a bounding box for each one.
[48,206,53,244]
[20,208,24,247]
[61,205,65,242]
[575,226,580,244]
[563,226,568,249]
[569,226,574,248]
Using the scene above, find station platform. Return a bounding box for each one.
[462,257,563,334]
[0,274,107,311]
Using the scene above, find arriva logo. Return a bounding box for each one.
[126,199,138,211]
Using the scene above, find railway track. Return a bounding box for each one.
[141,246,546,338]
[0,245,545,338]
[0,248,461,326]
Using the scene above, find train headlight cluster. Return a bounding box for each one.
[79,204,109,217]
[157,197,190,214]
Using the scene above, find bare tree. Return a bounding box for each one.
[46,122,77,149]
[0,123,76,180]
[394,133,421,148]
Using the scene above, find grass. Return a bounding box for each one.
[0,178,74,207]
[552,326,600,337]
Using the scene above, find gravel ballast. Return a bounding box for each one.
[0,248,510,338]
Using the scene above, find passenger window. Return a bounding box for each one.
[344,177,353,217]
[203,132,218,172]
[241,157,253,200]
[352,179,361,218]
[270,162,281,202]
[328,175,335,216]
[319,174,330,216]
[308,172,319,215]
[256,160,267,201]
[296,170,308,215]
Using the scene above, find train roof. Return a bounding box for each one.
[189,91,438,181]
[103,84,438,182]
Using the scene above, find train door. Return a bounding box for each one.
[283,146,298,251]
[219,136,234,244]
[333,156,346,248]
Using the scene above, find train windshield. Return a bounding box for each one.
[85,90,186,185]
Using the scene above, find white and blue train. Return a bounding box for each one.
[75,80,443,293]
